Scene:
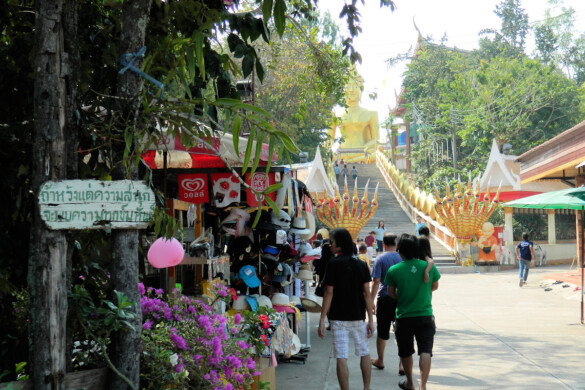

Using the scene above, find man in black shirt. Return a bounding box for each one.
[318,228,374,390]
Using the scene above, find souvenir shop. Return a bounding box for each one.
[141,134,324,385]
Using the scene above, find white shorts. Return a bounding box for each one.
[366,247,375,260]
[331,320,370,359]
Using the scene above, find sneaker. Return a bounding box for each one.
[519,279,523,287]
[523,281,527,285]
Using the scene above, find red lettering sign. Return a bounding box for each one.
[178,174,209,204]
[245,172,275,207]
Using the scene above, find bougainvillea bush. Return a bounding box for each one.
[139,283,260,389]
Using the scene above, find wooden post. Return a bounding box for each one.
[30,1,69,387]
[577,175,584,268]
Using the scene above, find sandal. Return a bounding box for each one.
[371,358,384,369]
[398,379,414,390]
[398,369,405,376]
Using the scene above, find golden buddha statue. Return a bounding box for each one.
[330,69,379,161]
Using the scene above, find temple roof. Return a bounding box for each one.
[480,139,571,194]
[516,119,585,185]
[304,146,335,198]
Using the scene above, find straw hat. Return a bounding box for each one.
[271,292,290,306]
[232,295,250,311]
[296,269,313,281]
[290,295,301,306]
[255,294,273,309]
[300,211,316,241]
[300,294,323,313]
[272,293,295,314]
[290,216,311,235]
[317,228,330,240]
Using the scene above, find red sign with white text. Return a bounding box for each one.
[245,172,275,207]
[178,174,209,204]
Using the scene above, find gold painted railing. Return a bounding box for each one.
[375,150,456,251]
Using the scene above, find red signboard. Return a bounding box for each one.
[245,172,275,207]
[178,174,209,204]
[175,136,220,154]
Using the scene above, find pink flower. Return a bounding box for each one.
[234,313,242,325]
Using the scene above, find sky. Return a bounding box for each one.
[318,0,585,128]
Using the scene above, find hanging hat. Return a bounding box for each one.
[300,253,320,264]
[298,242,321,257]
[297,242,312,256]
[271,292,290,306]
[238,265,261,288]
[300,211,316,241]
[255,294,273,309]
[227,236,254,262]
[232,295,250,311]
[278,243,298,261]
[280,263,293,286]
[269,263,286,283]
[299,263,312,271]
[262,245,280,262]
[263,245,279,255]
[289,216,311,235]
[317,228,330,240]
[290,295,302,307]
[296,268,313,281]
[271,209,291,230]
[300,294,323,313]
[249,209,277,231]
[272,293,295,314]
[245,295,259,312]
[275,229,287,245]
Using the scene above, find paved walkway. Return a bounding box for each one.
[276,265,585,389]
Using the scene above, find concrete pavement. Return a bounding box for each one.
[276,265,585,389]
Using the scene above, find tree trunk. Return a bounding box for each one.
[29,0,69,388]
[62,0,80,372]
[108,1,152,388]
[450,109,458,172]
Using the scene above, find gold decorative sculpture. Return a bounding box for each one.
[329,67,378,162]
[434,180,500,266]
[316,177,379,240]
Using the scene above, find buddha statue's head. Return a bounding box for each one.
[345,67,364,107]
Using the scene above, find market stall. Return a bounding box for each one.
[140,133,324,380]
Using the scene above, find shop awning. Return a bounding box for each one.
[141,133,277,170]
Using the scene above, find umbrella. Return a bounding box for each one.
[504,186,585,324]
[504,187,585,210]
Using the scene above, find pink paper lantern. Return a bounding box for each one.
[147,237,184,269]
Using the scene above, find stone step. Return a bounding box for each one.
[336,163,454,259]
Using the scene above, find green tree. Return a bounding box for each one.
[1,0,396,386]
[535,1,585,84]
[478,0,529,59]
[400,39,584,192]
[253,11,351,162]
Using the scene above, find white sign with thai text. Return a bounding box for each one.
[39,180,155,230]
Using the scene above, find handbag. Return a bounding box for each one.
[314,282,325,297]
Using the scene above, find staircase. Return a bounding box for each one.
[335,163,459,271]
